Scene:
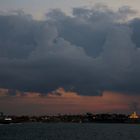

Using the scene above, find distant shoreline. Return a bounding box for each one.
[1,112,140,124]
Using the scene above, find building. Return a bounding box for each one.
[129,112,139,119]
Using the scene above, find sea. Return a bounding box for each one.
[0,123,140,140]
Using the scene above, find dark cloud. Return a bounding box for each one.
[130,18,140,48]
[0,6,140,95]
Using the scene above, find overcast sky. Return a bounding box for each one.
[0,0,140,19]
[0,0,140,114]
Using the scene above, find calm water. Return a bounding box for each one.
[0,123,140,140]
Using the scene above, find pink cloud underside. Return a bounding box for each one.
[0,88,139,115]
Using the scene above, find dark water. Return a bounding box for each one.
[0,123,140,140]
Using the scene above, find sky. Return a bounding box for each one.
[0,0,140,19]
[0,0,140,115]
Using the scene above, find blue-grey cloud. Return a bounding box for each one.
[0,6,139,95]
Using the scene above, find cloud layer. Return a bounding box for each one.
[0,6,140,95]
[0,88,140,115]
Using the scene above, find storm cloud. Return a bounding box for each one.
[0,6,140,95]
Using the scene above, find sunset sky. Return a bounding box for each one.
[0,0,140,115]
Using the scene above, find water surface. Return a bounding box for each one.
[0,123,140,140]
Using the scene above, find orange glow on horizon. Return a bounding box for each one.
[0,88,140,115]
